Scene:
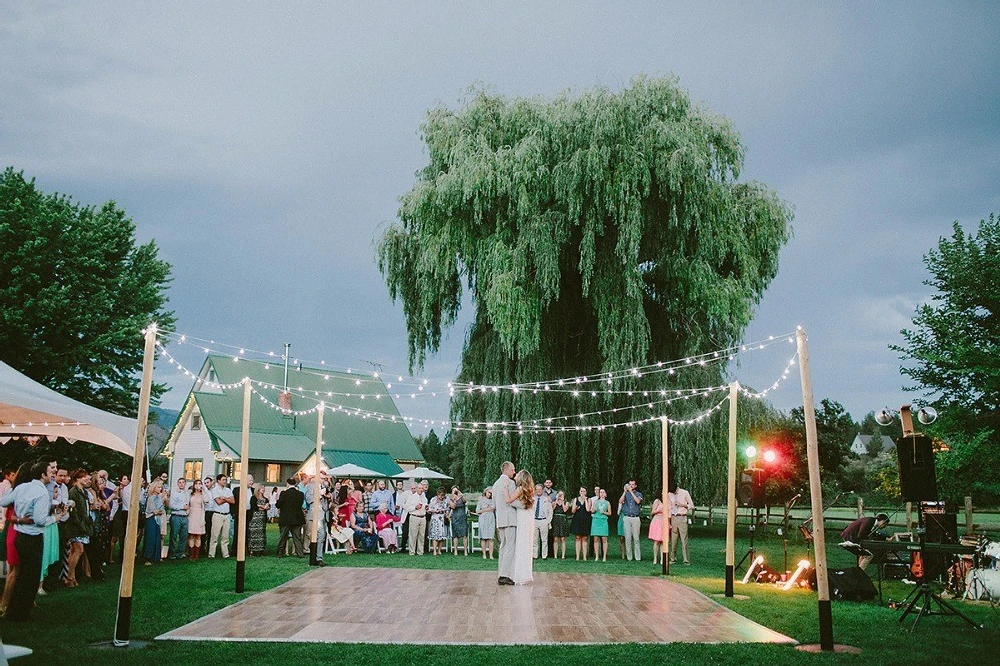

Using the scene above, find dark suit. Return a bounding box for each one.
[276,486,305,557]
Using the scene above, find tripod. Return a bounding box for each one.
[898,512,982,631]
[735,506,760,574]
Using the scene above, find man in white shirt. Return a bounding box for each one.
[392,479,409,550]
[1,462,55,621]
[668,481,694,565]
[207,474,235,558]
[403,483,427,555]
[532,484,553,559]
[168,477,191,559]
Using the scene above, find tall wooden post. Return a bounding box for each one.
[725,381,738,597]
[857,496,864,519]
[235,378,251,593]
[113,324,157,647]
[797,328,834,651]
[309,403,324,565]
[906,502,913,531]
[661,416,670,576]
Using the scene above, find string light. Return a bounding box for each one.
[158,328,798,396]
[5,421,85,429]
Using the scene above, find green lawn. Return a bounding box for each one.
[2,523,997,665]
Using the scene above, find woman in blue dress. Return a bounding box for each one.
[590,488,611,562]
[350,503,379,553]
[143,481,165,565]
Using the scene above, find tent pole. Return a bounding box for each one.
[309,403,324,564]
[235,378,251,592]
[113,324,157,647]
[661,417,669,576]
[797,328,834,650]
[725,381,738,597]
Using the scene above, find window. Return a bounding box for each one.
[191,413,202,430]
[183,459,203,481]
[229,462,242,481]
[266,463,280,483]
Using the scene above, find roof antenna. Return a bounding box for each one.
[282,342,291,392]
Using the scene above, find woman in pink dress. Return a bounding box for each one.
[648,497,665,565]
[186,479,207,558]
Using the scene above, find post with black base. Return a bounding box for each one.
[109,325,156,649]
[661,416,670,577]
[793,328,850,653]
[308,402,324,566]
[235,378,251,593]
[724,382,738,597]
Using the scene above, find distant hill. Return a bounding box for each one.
[149,406,180,457]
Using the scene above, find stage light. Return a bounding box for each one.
[745,445,757,458]
[763,450,776,463]
[742,555,764,584]
[875,408,895,427]
[917,406,937,425]
[782,559,811,590]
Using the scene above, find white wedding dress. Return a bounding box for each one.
[512,501,534,584]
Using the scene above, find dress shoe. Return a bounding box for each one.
[498,576,514,585]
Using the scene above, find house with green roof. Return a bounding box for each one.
[162,354,424,487]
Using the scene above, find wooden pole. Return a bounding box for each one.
[906,502,913,531]
[857,496,864,519]
[965,496,973,535]
[113,324,157,647]
[661,416,669,576]
[725,381,738,597]
[235,378,251,592]
[308,403,324,565]
[797,328,834,651]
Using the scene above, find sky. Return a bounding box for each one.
[3,2,998,432]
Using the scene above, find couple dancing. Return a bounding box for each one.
[491,461,536,586]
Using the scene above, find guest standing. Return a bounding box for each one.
[591,489,611,562]
[168,477,190,560]
[275,477,305,558]
[448,486,469,556]
[249,485,269,555]
[427,487,449,555]
[570,487,591,561]
[668,480,694,565]
[64,470,94,586]
[187,479,206,558]
[551,490,569,559]
[475,488,495,560]
[143,481,165,565]
[648,497,665,566]
[0,462,55,621]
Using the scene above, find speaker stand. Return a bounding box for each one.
[735,507,759,574]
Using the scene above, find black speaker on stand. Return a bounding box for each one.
[896,434,937,502]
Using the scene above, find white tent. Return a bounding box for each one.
[392,466,452,480]
[326,463,384,478]
[0,361,137,455]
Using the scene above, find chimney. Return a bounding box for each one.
[278,390,292,414]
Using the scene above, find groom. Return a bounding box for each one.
[492,461,516,586]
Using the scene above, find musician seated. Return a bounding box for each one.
[839,512,889,570]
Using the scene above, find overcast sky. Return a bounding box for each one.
[3,2,998,431]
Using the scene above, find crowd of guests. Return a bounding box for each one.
[0,459,697,621]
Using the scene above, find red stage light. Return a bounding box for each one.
[763,450,777,464]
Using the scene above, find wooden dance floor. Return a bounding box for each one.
[158,567,795,645]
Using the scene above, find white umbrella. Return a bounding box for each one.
[392,466,452,480]
[326,462,384,478]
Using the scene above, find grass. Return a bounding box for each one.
[2,523,998,665]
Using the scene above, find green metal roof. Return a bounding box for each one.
[321,449,403,477]
[191,355,424,464]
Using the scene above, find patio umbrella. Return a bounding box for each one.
[326,462,384,478]
[392,466,452,480]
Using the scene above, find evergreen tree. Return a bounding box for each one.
[0,168,175,415]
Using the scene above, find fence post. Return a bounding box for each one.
[906,502,913,531]
[857,496,863,519]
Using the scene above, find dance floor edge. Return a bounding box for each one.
[157,567,796,646]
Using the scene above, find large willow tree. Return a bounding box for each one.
[379,76,792,499]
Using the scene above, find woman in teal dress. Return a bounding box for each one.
[590,488,611,562]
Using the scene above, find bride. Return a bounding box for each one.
[505,469,536,585]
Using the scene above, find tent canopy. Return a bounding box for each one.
[0,361,138,455]
[326,463,384,478]
[392,466,452,480]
